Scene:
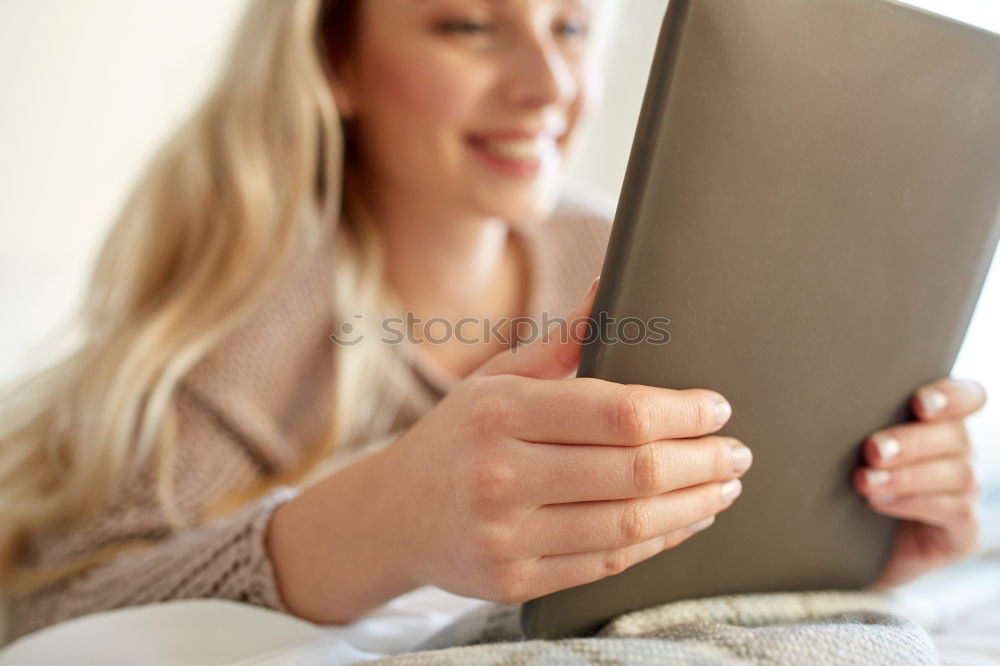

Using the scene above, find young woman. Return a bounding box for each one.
[0,0,985,640]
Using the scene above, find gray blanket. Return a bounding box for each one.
[366,591,939,665]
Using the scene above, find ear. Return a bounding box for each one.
[328,63,360,120]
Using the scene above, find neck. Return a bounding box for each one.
[361,187,525,326]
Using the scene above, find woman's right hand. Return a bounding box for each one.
[379,279,752,604]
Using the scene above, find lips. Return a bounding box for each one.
[469,136,555,161]
[465,130,563,177]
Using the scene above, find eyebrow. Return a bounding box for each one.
[414,0,589,6]
[414,0,501,5]
[411,0,594,15]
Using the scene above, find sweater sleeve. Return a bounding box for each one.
[8,385,304,640]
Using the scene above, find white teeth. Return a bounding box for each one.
[480,138,555,162]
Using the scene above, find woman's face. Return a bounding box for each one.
[332,0,600,225]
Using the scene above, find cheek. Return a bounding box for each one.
[363,47,485,133]
[564,62,599,144]
[581,62,602,114]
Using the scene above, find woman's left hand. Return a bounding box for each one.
[855,377,987,590]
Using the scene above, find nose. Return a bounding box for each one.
[505,33,579,111]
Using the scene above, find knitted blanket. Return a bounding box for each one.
[366,591,939,665]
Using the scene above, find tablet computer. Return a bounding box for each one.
[521,0,1000,639]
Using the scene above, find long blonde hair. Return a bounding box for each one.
[0,0,621,597]
[0,0,400,595]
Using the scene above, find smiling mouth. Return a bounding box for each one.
[465,135,560,177]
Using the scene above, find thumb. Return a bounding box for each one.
[476,276,600,380]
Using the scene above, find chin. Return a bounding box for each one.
[476,180,562,226]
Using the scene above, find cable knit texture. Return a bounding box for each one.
[8,194,615,640]
[381,591,938,665]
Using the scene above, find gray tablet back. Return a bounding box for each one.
[522,0,1000,639]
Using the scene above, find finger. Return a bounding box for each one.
[512,436,750,505]
[502,375,732,444]
[912,377,987,422]
[855,456,978,499]
[520,478,741,556]
[864,421,972,469]
[476,276,599,380]
[865,492,981,530]
[523,516,717,598]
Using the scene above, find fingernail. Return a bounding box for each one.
[721,479,742,502]
[918,388,948,416]
[865,469,891,487]
[873,433,901,463]
[564,278,600,345]
[687,516,716,533]
[731,446,753,473]
[715,400,732,426]
[955,379,986,402]
[870,493,896,503]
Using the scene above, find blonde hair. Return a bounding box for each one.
[0,0,621,597]
[0,0,408,595]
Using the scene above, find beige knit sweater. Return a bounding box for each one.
[9,195,614,640]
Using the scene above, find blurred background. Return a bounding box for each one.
[0,0,998,482]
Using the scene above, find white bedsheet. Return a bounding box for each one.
[2,559,998,666]
[0,585,489,666]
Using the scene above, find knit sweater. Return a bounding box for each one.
[9,194,614,640]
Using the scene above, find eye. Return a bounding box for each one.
[555,18,589,40]
[434,18,495,36]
